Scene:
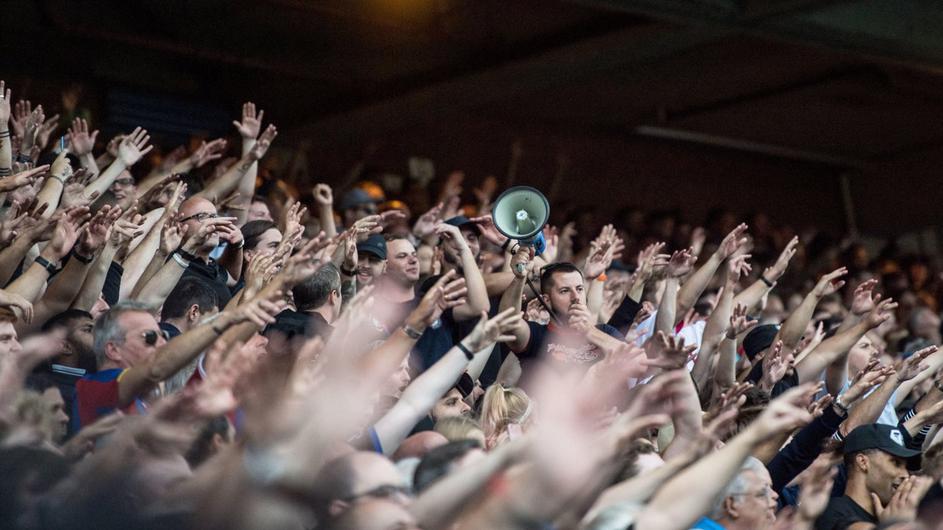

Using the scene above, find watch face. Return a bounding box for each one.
[431,318,442,330]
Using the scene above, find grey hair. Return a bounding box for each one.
[708,456,767,520]
[93,301,156,367]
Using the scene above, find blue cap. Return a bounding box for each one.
[339,188,379,211]
[357,234,387,260]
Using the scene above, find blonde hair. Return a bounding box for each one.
[480,384,532,449]
[434,415,484,443]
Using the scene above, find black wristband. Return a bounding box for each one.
[15,153,31,163]
[456,342,474,360]
[501,238,512,252]
[760,275,774,288]
[71,249,94,264]
[35,256,58,274]
[341,266,356,277]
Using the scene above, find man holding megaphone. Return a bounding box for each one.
[498,247,624,373]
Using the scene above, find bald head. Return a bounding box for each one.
[393,431,448,462]
[179,196,220,254]
[313,451,409,519]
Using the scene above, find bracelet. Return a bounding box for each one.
[341,266,357,277]
[760,275,775,288]
[0,130,10,138]
[456,342,474,360]
[15,153,31,164]
[233,239,245,249]
[402,324,423,340]
[34,256,59,274]
[501,238,512,252]
[171,253,191,269]
[50,175,67,186]
[70,249,94,264]
[833,399,849,415]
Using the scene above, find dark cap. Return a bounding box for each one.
[263,309,310,338]
[356,234,387,260]
[843,424,921,458]
[742,324,779,360]
[339,188,379,211]
[444,215,481,235]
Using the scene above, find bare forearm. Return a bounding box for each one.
[317,204,336,238]
[0,124,11,174]
[135,254,189,308]
[218,245,242,286]
[0,238,36,286]
[130,249,170,300]
[842,377,899,436]
[796,320,868,384]
[777,292,819,349]
[73,245,118,312]
[733,279,770,313]
[84,160,127,199]
[676,252,722,322]
[22,257,93,333]
[119,220,164,300]
[78,153,99,178]
[586,278,604,319]
[6,257,54,303]
[655,278,679,336]
[34,181,64,219]
[198,154,253,203]
[457,250,489,317]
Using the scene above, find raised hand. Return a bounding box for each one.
[644,331,697,370]
[189,138,227,168]
[873,475,934,523]
[717,223,749,259]
[109,217,146,253]
[440,170,464,201]
[763,235,799,282]
[463,307,522,351]
[248,124,277,161]
[727,304,759,339]
[812,267,847,298]
[896,345,938,382]
[726,253,752,286]
[472,175,498,206]
[117,127,153,166]
[759,340,792,391]
[0,288,33,324]
[797,455,838,523]
[77,205,122,256]
[434,222,470,253]
[567,302,595,334]
[525,297,551,324]
[637,242,669,282]
[851,278,880,316]
[21,104,44,149]
[61,169,98,209]
[406,270,467,329]
[0,164,49,193]
[231,292,286,328]
[666,248,696,278]
[414,202,444,240]
[232,101,264,139]
[312,183,333,207]
[509,245,534,278]
[46,207,92,260]
[864,297,897,329]
[36,112,60,150]
[160,222,187,256]
[11,99,30,138]
[841,360,891,406]
[750,383,817,440]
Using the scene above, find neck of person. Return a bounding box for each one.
[98,359,124,372]
[379,276,416,303]
[303,304,335,324]
[164,317,189,334]
[53,351,79,368]
[844,471,876,517]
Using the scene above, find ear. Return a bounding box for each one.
[104,342,122,363]
[187,304,201,323]
[724,496,740,519]
[328,500,349,517]
[211,432,225,451]
[856,452,870,472]
[542,294,551,305]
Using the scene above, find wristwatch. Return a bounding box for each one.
[34,256,59,275]
[402,324,423,339]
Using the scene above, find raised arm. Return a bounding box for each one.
[676,223,747,323]
[692,256,748,389]
[436,223,489,320]
[373,307,520,454]
[734,236,798,311]
[116,293,283,407]
[498,248,532,353]
[0,82,12,175]
[778,267,847,349]
[312,183,337,238]
[73,217,143,312]
[198,124,276,203]
[66,118,100,178]
[84,127,152,199]
[5,207,89,304]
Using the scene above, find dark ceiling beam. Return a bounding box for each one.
[292,24,732,140]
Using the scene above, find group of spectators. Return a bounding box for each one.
[1,79,943,530]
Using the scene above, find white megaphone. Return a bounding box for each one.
[492,186,549,272]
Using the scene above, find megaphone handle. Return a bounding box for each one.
[515,262,526,275]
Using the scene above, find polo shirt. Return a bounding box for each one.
[691,517,726,529]
[74,368,146,429]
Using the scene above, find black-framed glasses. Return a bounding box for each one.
[343,484,412,503]
[142,330,161,346]
[179,212,219,223]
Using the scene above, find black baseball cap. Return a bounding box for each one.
[843,424,921,458]
[743,324,780,360]
[444,215,481,235]
[356,234,387,260]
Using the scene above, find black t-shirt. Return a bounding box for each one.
[177,252,232,307]
[815,495,876,530]
[516,321,624,372]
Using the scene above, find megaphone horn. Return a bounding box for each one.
[492,186,550,273]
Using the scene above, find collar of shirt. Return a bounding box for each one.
[51,364,86,377]
[691,517,726,530]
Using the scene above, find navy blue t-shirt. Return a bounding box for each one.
[516,321,624,370]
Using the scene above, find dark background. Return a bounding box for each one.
[3,0,943,243]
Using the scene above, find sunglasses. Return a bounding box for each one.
[343,484,411,503]
[179,212,219,223]
[141,330,166,346]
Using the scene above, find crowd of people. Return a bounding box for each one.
[1,79,943,530]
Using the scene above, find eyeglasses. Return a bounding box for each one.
[731,485,775,500]
[179,212,219,223]
[141,330,163,346]
[343,484,412,503]
[113,178,135,187]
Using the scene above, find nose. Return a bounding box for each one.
[460,401,472,414]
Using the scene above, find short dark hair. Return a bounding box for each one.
[185,416,231,468]
[540,262,583,293]
[413,439,481,493]
[293,263,341,312]
[160,279,219,321]
[25,373,58,394]
[42,309,93,332]
[241,220,278,252]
